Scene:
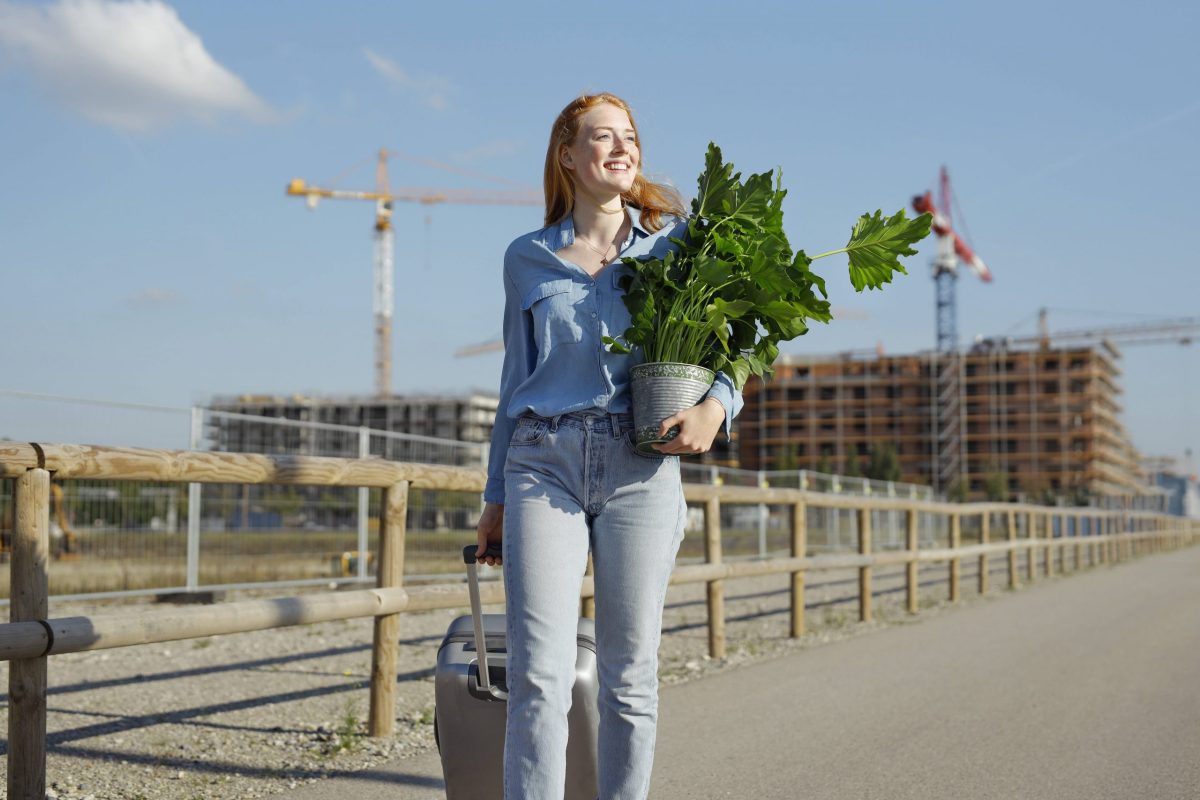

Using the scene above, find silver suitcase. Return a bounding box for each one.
[434,544,600,800]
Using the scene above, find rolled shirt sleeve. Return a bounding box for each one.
[703,370,743,441]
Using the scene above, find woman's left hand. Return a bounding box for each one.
[652,397,726,455]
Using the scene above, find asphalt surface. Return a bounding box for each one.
[290,545,1200,800]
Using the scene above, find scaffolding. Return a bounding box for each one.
[740,342,1159,507]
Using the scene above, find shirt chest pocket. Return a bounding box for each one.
[521,279,585,352]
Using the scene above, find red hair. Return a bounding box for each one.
[543,92,686,231]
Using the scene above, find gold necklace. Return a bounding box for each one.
[576,234,616,265]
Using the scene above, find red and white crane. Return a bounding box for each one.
[912,167,991,353]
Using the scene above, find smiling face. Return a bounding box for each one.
[559,102,640,201]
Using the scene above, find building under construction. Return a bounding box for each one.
[736,340,1161,506]
[208,392,498,467]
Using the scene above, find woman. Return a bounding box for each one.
[475,92,743,800]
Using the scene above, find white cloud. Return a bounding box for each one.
[363,47,450,111]
[0,0,272,132]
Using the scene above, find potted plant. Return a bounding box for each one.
[604,144,932,453]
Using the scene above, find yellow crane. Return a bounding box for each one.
[287,149,541,396]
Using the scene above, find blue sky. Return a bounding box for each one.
[1,0,1197,469]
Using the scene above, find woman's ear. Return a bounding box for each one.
[559,146,573,171]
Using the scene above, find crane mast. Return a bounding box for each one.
[373,153,394,397]
[913,167,993,495]
[287,150,541,398]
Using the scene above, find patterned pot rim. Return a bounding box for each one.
[629,361,716,384]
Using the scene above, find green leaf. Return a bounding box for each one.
[602,336,631,354]
[695,255,733,287]
[841,210,932,291]
[726,357,751,390]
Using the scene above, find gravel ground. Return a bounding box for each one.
[0,557,1028,800]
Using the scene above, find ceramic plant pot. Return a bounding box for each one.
[629,362,716,455]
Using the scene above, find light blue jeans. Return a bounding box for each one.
[502,410,686,800]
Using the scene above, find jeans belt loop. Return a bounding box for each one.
[609,411,622,438]
[549,413,563,432]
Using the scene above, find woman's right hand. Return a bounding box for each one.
[475,502,504,566]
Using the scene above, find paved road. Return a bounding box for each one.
[291,545,1200,800]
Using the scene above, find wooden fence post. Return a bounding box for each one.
[368,480,408,737]
[1007,510,1019,589]
[978,512,990,596]
[1045,513,1054,577]
[705,496,725,659]
[790,502,806,638]
[8,468,51,800]
[1061,514,1070,573]
[949,512,961,603]
[858,507,872,623]
[906,508,919,614]
[1026,512,1037,582]
[1101,515,1109,564]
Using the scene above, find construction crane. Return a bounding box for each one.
[286,149,541,397]
[911,167,992,353]
[1030,309,1197,349]
[912,167,992,494]
[970,310,1199,352]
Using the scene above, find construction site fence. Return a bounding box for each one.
[1,442,1196,799]
[0,401,940,602]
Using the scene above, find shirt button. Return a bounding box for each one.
[591,312,597,319]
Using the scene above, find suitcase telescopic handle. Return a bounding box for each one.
[462,543,505,699]
[463,543,503,563]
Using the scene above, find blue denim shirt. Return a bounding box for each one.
[484,207,744,504]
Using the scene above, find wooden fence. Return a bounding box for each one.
[1,442,1196,798]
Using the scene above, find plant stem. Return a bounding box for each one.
[808,246,847,260]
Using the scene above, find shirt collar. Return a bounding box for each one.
[548,206,652,252]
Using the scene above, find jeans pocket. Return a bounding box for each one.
[510,417,550,446]
[623,429,668,460]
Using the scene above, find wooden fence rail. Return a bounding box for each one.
[1,442,1197,799]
